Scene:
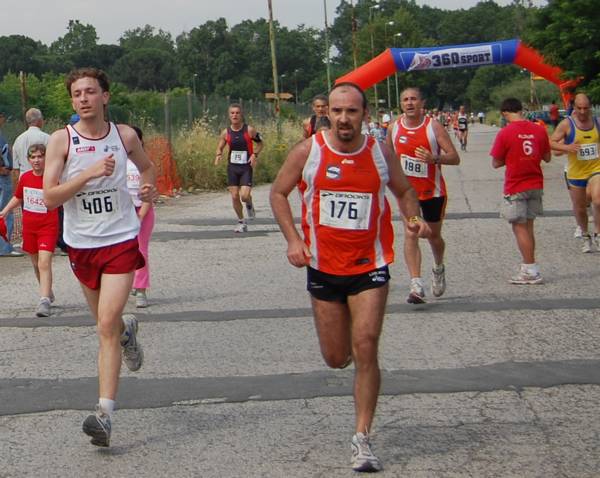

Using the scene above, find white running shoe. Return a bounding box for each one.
[121,315,144,371]
[234,222,248,233]
[136,291,148,308]
[351,432,383,472]
[36,297,51,317]
[573,225,583,238]
[431,264,446,298]
[407,279,426,304]
[582,234,594,253]
[509,265,543,285]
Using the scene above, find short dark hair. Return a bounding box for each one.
[500,98,522,113]
[330,82,368,110]
[315,116,331,130]
[65,68,110,96]
[312,94,328,105]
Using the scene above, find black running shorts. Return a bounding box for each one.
[307,265,390,303]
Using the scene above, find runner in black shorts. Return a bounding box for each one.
[215,104,263,233]
[307,266,391,303]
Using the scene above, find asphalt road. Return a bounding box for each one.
[1,123,599,477]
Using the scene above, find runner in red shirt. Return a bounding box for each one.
[0,144,58,316]
[388,87,460,304]
[271,82,430,472]
[490,97,551,284]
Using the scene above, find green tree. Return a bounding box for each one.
[51,20,98,55]
[111,48,177,91]
[524,0,600,102]
[0,35,47,78]
[119,25,175,53]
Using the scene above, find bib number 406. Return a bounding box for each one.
[82,196,114,215]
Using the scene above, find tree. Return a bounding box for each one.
[111,48,177,91]
[51,20,98,55]
[524,0,600,102]
[119,25,175,53]
[0,35,47,78]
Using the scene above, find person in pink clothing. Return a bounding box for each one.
[128,126,155,307]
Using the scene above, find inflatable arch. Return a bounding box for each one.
[336,39,578,107]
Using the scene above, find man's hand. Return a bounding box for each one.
[414,146,434,163]
[139,183,158,203]
[406,216,431,238]
[287,237,311,268]
[88,154,115,179]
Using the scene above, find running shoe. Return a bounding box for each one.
[36,297,51,317]
[407,279,426,304]
[509,267,543,285]
[351,432,383,472]
[121,315,144,371]
[82,405,112,447]
[136,291,148,308]
[246,203,256,220]
[573,225,583,238]
[431,264,446,298]
[0,250,24,257]
[234,222,248,233]
[582,234,594,253]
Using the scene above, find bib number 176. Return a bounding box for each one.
[319,190,372,230]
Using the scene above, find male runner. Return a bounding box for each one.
[457,105,469,151]
[302,94,329,138]
[271,82,429,472]
[388,87,460,303]
[44,67,157,447]
[550,93,600,252]
[215,104,263,233]
[491,98,551,284]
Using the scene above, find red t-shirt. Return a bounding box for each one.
[15,171,59,232]
[490,120,550,195]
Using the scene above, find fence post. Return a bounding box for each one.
[187,91,193,128]
[164,93,172,147]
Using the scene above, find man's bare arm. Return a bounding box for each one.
[270,139,312,267]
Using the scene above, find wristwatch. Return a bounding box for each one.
[408,215,422,224]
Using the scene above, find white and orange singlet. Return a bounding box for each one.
[298,131,394,276]
[391,116,446,201]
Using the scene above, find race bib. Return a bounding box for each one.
[458,122,467,130]
[76,189,120,222]
[577,143,599,161]
[230,150,249,164]
[127,171,140,190]
[401,154,429,178]
[319,190,372,230]
[23,187,47,214]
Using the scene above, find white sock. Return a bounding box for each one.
[411,277,423,286]
[99,398,115,416]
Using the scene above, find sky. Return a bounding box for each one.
[3,0,545,46]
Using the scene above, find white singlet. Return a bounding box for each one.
[62,123,140,248]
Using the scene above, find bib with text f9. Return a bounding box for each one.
[319,190,372,230]
[230,150,249,164]
[76,188,120,222]
[401,154,429,178]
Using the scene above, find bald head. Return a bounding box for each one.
[574,93,591,107]
[25,108,43,126]
[573,93,592,122]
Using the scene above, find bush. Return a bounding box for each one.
[172,117,302,190]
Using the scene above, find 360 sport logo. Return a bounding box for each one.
[409,45,493,71]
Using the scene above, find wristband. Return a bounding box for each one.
[408,215,422,224]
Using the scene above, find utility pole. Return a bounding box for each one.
[324,0,332,91]
[351,0,358,69]
[267,0,281,137]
